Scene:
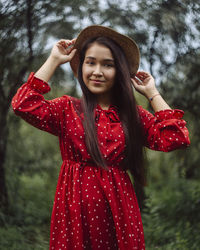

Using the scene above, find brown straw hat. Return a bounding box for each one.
[70,25,140,77]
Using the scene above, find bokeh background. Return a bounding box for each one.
[0,0,200,249]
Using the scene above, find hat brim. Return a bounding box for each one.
[70,25,140,78]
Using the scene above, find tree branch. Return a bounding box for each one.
[0,82,6,104]
[149,29,159,76]
[7,0,35,106]
[26,0,33,63]
[7,66,28,108]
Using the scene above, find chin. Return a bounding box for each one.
[88,87,107,95]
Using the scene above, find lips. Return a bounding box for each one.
[90,79,105,83]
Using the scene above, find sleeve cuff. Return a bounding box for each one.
[155,109,184,122]
[27,72,51,94]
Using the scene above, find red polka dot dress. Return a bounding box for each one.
[12,73,190,250]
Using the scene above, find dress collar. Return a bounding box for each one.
[96,103,118,111]
[95,104,120,123]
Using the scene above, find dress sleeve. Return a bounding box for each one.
[137,105,190,152]
[12,72,66,136]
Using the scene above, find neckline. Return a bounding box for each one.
[96,104,117,112]
[97,104,111,111]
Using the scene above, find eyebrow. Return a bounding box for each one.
[85,56,114,62]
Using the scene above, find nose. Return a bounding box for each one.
[93,65,103,76]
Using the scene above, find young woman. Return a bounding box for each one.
[12,25,190,250]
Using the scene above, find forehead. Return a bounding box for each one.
[85,42,114,59]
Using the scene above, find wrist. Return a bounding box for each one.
[34,56,60,82]
[47,55,61,68]
[145,89,159,99]
[149,93,160,102]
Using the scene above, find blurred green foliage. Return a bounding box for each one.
[2,105,61,249]
[142,149,200,250]
[143,178,200,249]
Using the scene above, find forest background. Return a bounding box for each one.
[0,0,200,249]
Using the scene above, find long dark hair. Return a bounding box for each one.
[77,36,146,186]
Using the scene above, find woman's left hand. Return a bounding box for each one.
[131,71,159,99]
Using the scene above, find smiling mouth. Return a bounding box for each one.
[90,79,105,83]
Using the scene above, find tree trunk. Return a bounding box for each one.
[0,105,9,212]
[0,67,28,212]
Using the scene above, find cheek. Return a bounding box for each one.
[109,69,116,82]
[82,65,91,80]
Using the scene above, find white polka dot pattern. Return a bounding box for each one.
[137,106,190,152]
[11,73,190,250]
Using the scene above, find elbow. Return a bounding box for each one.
[11,96,24,116]
[183,136,190,148]
[11,98,18,113]
[164,138,190,152]
[179,128,191,148]
[11,99,20,114]
[147,136,191,152]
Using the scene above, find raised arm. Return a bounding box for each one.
[35,39,77,82]
[131,71,171,112]
[12,39,77,136]
[137,106,190,152]
[131,71,190,151]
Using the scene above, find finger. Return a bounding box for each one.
[134,76,144,85]
[131,78,143,90]
[65,45,76,55]
[137,71,149,76]
[58,40,71,46]
[71,38,76,44]
[131,78,137,88]
[135,72,143,79]
[132,77,142,86]
[58,39,71,43]
[135,73,149,82]
[58,40,72,49]
[56,44,66,50]
[136,72,146,79]
[67,49,77,61]
[137,71,149,75]
[61,42,71,49]
[62,39,75,44]
[137,71,151,79]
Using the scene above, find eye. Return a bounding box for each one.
[85,60,95,65]
[104,64,114,67]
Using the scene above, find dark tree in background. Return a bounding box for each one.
[0,0,92,211]
[0,0,35,211]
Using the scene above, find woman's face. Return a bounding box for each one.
[82,42,116,98]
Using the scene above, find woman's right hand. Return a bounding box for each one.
[34,39,77,82]
[49,39,77,65]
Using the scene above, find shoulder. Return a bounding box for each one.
[60,95,82,113]
[55,95,80,104]
[47,95,80,111]
[62,95,81,107]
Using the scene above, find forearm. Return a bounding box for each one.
[34,56,60,82]
[12,73,60,136]
[138,106,190,152]
[132,71,172,112]
[146,92,171,112]
[34,39,76,82]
